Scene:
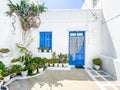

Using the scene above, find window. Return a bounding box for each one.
[39,32,52,50]
[93,0,99,8]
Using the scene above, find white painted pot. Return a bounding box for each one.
[44,50,47,53]
[54,63,58,67]
[38,68,43,73]
[50,64,53,67]
[0,80,3,87]
[1,53,9,57]
[95,65,100,70]
[3,75,10,82]
[58,63,62,67]
[21,70,28,77]
[32,69,37,74]
[63,63,68,67]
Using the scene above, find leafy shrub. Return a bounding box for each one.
[93,58,102,66]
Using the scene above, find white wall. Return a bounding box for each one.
[0,0,102,67]
[29,10,102,67]
[82,0,120,80]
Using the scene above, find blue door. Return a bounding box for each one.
[69,31,85,66]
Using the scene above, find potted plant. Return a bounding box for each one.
[92,58,102,70]
[43,46,48,52]
[10,65,22,75]
[37,47,42,53]
[21,66,28,77]
[0,48,10,57]
[49,59,54,67]
[48,48,52,52]
[32,57,44,73]
[63,54,68,67]
[58,53,64,67]
[28,63,38,74]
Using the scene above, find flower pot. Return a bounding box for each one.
[44,50,47,53]
[21,70,28,77]
[3,75,10,82]
[0,80,3,87]
[95,65,100,70]
[58,63,62,67]
[63,63,68,67]
[38,50,42,53]
[1,53,9,58]
[50,64,53,67]
[32,69,37,74]
[54,63,58,67]
[38,68,43,73]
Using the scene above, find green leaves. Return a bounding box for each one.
[7,0,47,31]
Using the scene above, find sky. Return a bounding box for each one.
[39,0,85,9]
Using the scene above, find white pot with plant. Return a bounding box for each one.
[0,48,10,57]
[37,47,42,53]
[21,66,28,77]
[92,58,102,70]
[43,47,48,53]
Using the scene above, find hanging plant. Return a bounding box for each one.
[7,0,47,31]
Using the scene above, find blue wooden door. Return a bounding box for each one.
[69,31,85,66]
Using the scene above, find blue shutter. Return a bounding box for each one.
[39,32,52,49]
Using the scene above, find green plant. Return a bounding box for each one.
[0,48,10,53]
[32,57,44,68]
[7,0,47,31]
[43,46,48,50]
[11,65,23,74]
[2,68,10,77]
[11,58,19,63]
[0,61,5,70]
[28,63,38,71]
[49,59,54,64]
[93,58,102,66]
[0,70,3,79]
[63,54,68,63]
[37,47,42,50]
[58,53,64,63]
[16,43,32,66]
[52,52,57,59]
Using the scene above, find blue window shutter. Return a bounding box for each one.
[40,32,52,49]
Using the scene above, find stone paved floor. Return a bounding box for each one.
[7,68,99,90]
